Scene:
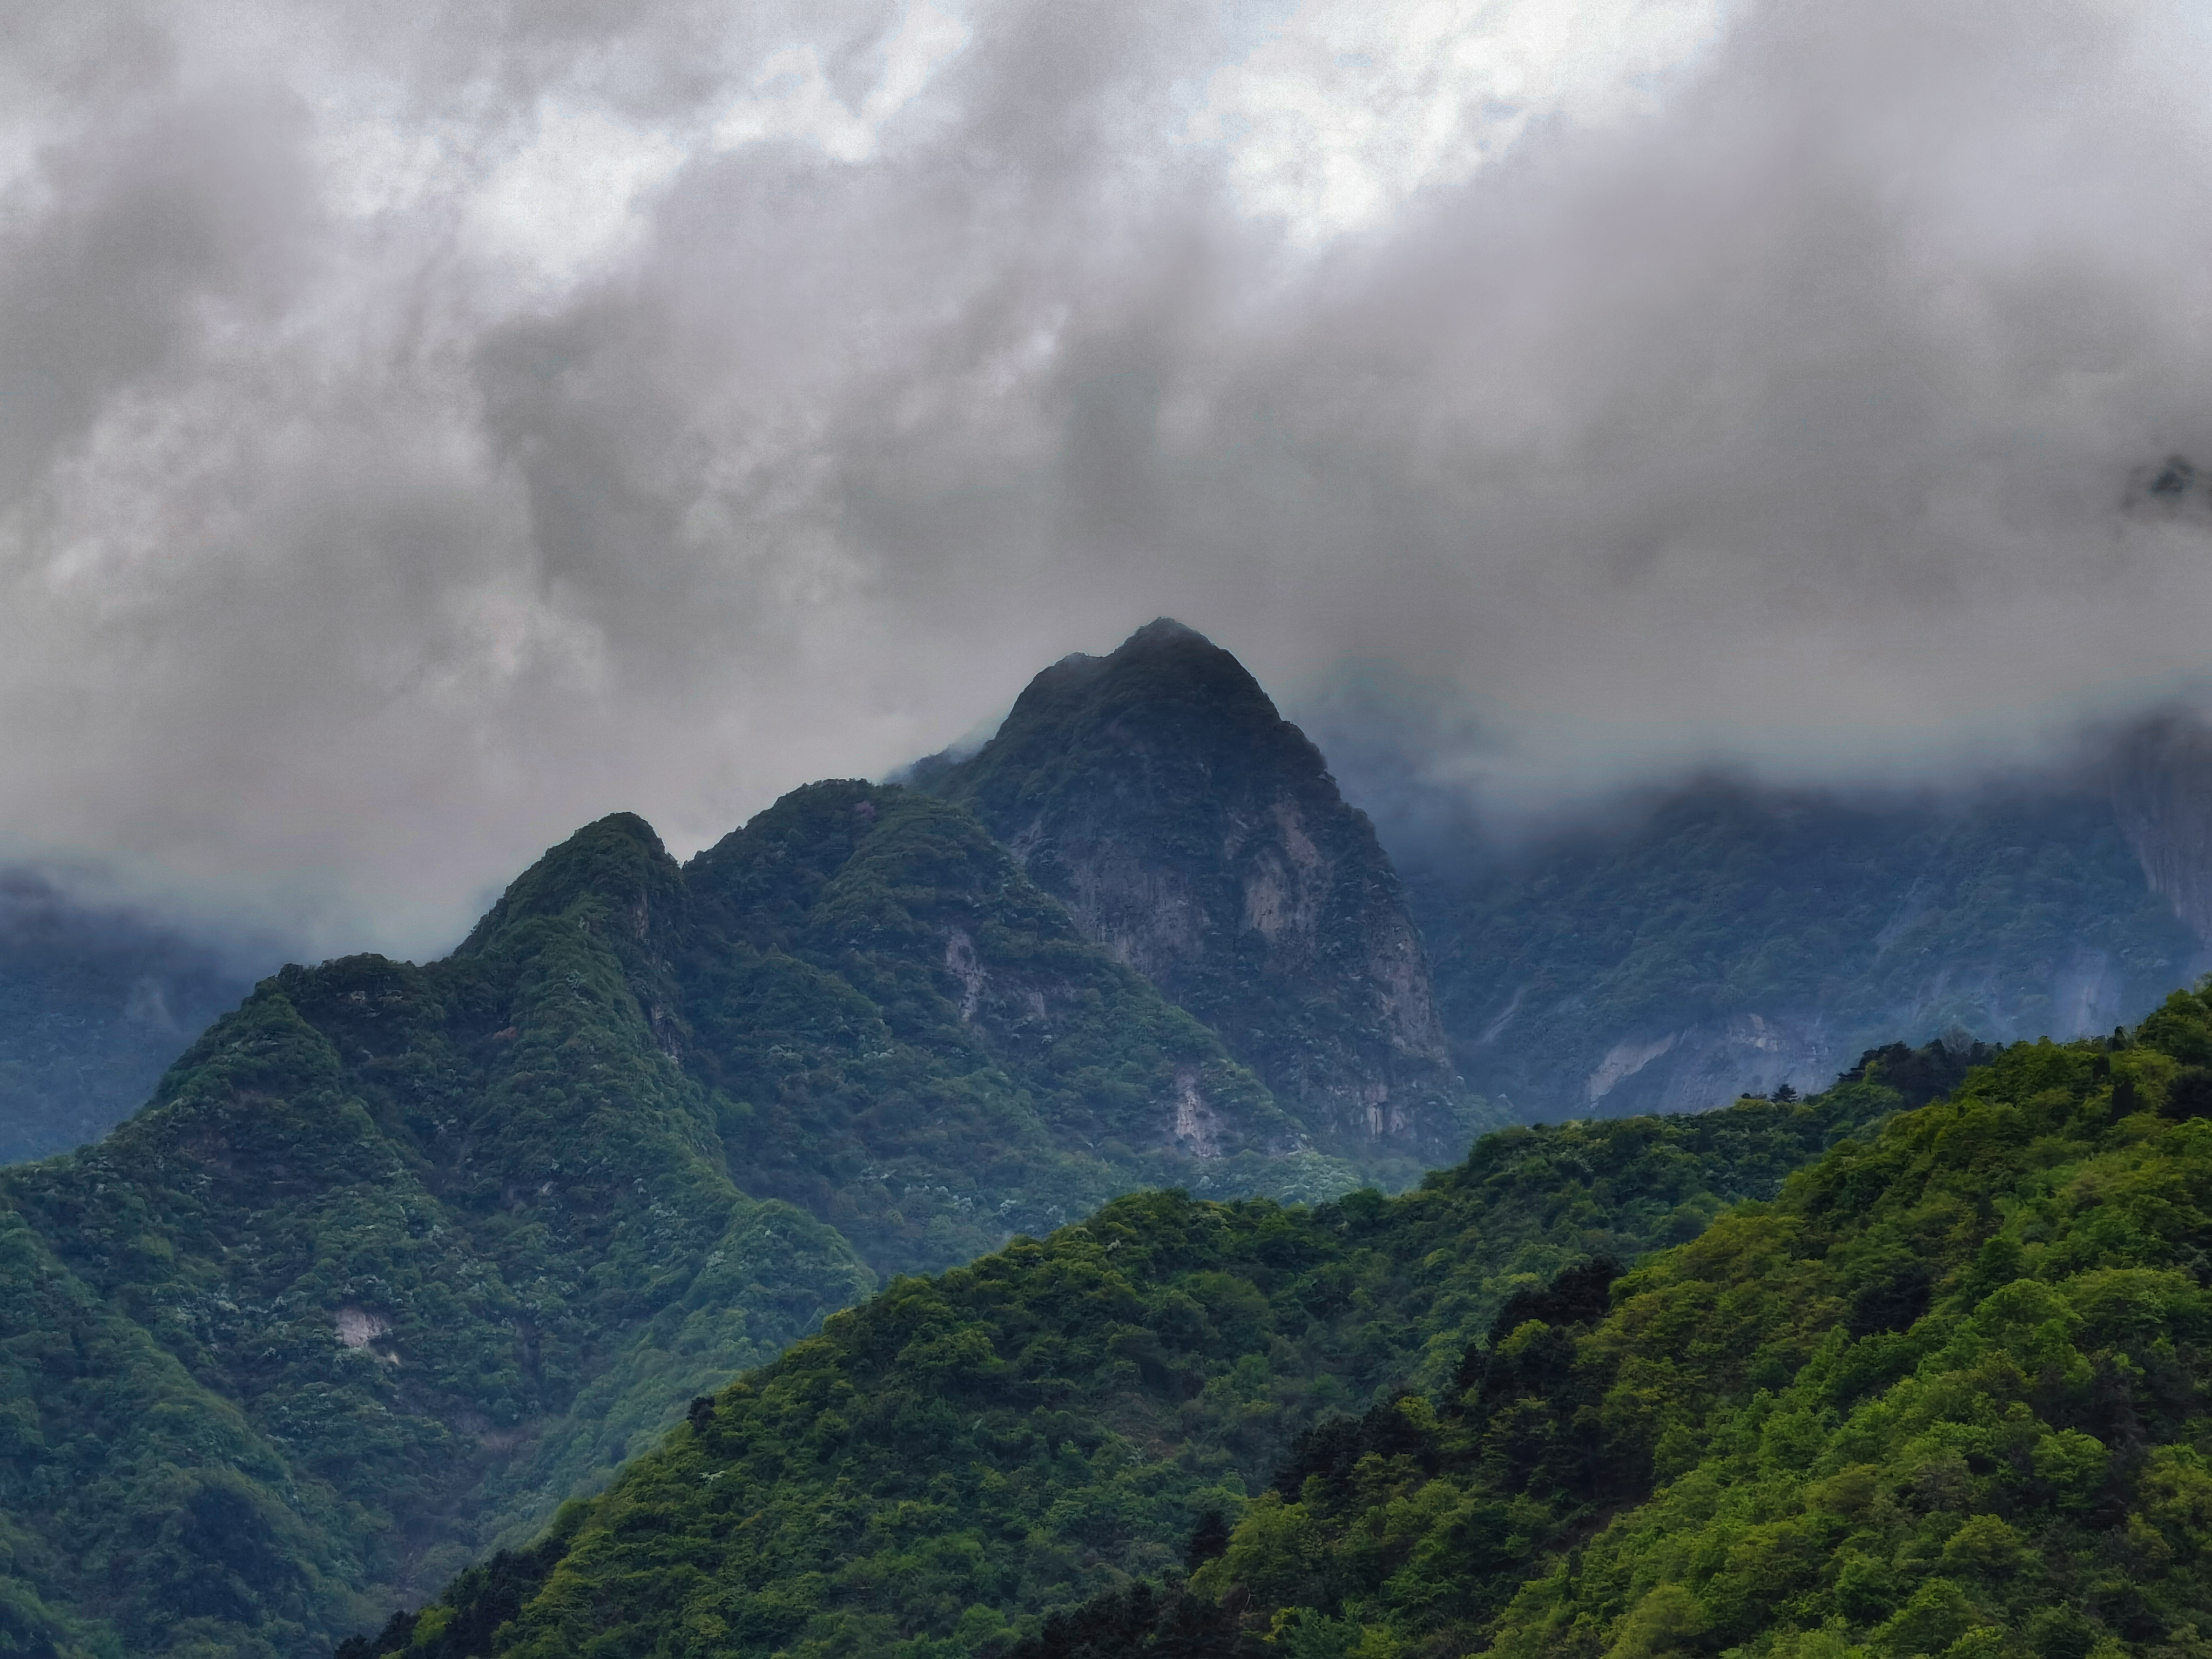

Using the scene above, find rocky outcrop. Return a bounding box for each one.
[1410,776,2204,1121]
[2113,712,2212,945]
[931,619,1475,1163]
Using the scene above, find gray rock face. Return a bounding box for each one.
[2113,712,2212,946]
[931,619,1476,1165]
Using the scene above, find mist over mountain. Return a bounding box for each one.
[10,2,2212,1656]
[0,871,266,1162]
[19,622,2212,1164]
[0,628,1476,1654]
[0,0,2210,955]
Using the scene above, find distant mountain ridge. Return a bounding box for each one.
[1392,778,2204,1118]
[1284,676,2212,1117]
[18,627,2212,1158]
[0,871,259,1163]
[11,621,2212,1653]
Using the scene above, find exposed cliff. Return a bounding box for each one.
[2112,711,2212,946]
[929,619,1476,1166]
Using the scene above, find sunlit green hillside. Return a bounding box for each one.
[341,1060,1919,1655]
[353,992,2212,1659]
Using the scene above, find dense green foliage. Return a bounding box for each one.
[0,787,1372,1656]
[678,782,1356,1272]
[351,1078,1890,1655]
[1408,782,2200,1118]
[358,994,2212,1659]
[1012,992,2212,1659]
[928,620,1477,1168]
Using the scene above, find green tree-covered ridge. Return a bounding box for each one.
[342,1053,1938,1655]
[0,784,1385,1658]
[354,996,2212,1659]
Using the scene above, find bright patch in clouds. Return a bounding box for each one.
[1,0,2210,955]
[711,1,972,162]
[475,107,691,288]
[1196,0,1729,239]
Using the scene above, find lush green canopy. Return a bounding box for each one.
[355,991,2212,1659]
[347,1074,1896,1656]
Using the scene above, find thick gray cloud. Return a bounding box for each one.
[1,0,2210,956]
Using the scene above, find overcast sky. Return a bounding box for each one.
[3,0,2211,956]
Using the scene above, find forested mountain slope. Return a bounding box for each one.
[925,621,1479,1171]
[1129,983,2212,1659]
[356,993,2212,1659]
[342,1051,1933,1656]
[0,787,1363,1657]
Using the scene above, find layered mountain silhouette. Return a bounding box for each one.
[1291,675,2212,1115]
[1401,777,2204,1117]
[0,652,1447,1654]
[11,621,2212,1655]
[17,623,2212,1163]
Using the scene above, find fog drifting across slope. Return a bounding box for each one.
[2,0,2211,956]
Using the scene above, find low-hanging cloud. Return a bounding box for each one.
[2,0,2211,956]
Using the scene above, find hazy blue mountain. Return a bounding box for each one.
[0,869,262,1163]
[0,784,1385,1656]
[1402,777,2203,1118]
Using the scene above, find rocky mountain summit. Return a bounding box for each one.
[927,619,1476,1167]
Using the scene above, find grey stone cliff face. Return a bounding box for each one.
[2114,713,2212,947]
[934,619,1472,1164]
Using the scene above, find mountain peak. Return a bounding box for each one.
[459,811,681,955]
[930,625,1472,1161]
[1116,616,1214,653]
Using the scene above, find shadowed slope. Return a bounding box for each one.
[0,790,1355,1655]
